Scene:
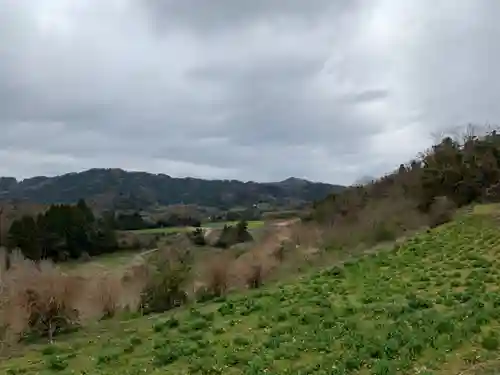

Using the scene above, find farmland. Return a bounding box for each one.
[4,210,500,374]
[128,220,265,235]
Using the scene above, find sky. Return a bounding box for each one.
[0,0,499,185]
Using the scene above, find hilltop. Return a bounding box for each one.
[0,169,343,211]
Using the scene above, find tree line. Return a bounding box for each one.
[7,199,117,262]
[110,212,202,231]
[313,127,500,224]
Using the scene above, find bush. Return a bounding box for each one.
[140,251,190,314]
[245,263,263,289]
[205,258,229,297]
[428,196,456,228]
[372,222,396,243]
[481,334,499,351]
[215,221,253,248]
[188,228,206,246]
[0,251,151,352]
[23,285,79,342]
[273,243,286,262]
[0,255,81,344]
[93,275,122,319]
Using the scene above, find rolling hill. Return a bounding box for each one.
[0,169,343,210]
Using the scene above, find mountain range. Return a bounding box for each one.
[0,169,343,211]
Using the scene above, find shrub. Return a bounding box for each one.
[45,355,69,371]
[215,221,253,248]
[205,258,229,297]
[93,274,122,319]
[245,263,263,289]
[0,255,81,344]
[273,242,286,262]
[188,228,206,246]
[481,334,499,351]
[428,196,456,228]
[372,222,396,243]
[140,251,189,314]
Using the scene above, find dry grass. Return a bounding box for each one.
[319,191,430,250]
[0,249,151,352]
[0,251,81,346]
[204,255,230,297]
[244,261,263,289]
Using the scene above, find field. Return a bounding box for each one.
[128,220,265,235]
[60,249,149,273]
[4,211,500,374]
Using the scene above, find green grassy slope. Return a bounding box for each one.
[5,212,500,374]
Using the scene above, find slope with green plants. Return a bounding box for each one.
[4,208,500,374]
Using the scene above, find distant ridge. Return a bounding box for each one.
[0,168,344,210]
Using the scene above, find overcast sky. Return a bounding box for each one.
[0,1,498,185]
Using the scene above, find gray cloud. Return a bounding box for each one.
[141,0,357,35]
[0,0,499,185]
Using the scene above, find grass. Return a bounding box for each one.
[472,203,500,215]
[4,211,500,374]
[61,220,268,279]
[202,220,265,230]
[60,250,145,272]
[127,226,193,235]
[128,220,265,235]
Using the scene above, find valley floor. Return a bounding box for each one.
[4,209,500,374]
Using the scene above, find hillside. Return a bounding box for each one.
[0,169,343,210]
[4,208,500,374]
[308,131,500,250]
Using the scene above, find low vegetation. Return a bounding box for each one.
[3,211,500,374]
[213,221,254,249]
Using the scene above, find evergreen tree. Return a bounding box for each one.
[7,201,117,262]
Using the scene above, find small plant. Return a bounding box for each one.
[96,350,120,365]
[481,333,499,351]
[45,355,68,372]
[41,344,60,356]
[153,347,180,367]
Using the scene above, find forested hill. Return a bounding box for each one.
[0,169,343,210]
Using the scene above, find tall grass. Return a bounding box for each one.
[0,249,150,351]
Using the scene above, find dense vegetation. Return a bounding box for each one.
[7,200,117,262]
[4,212,500,374]
[312,129,500,241]
[0,169,343,211]
[112,211,202,231]
[214,221,254,248]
